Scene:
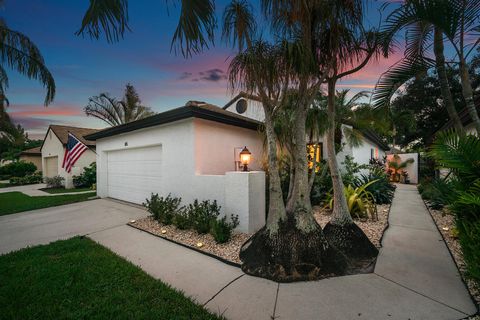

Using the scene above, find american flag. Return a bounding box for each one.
[62,133,88,173]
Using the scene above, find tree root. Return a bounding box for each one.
[240,215,348,282]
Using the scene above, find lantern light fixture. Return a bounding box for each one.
[239,146,252,171]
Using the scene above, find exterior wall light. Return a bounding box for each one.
[239,146,252,171]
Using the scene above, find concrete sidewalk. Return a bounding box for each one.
[88,184,477,320]
[0,199,147,254]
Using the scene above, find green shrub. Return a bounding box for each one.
[143,193,182,225]
[210,215,239,244]
[9,172,43,186]
[341,155,368,187]
[0,161,36,178]
[187,199,221,234]
[173,209,191,230]
[310,162,332,206]
[328,180,378,220]
[457,219,480,284]
[45,175,65,188]
[418,178,453,209]
[355,167,395,205]
[73,163,96,188]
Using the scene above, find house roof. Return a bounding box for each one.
[223,92,263,110]
[20,146,41,156]
[438,100,480,132]
[41,125,99,151]
[84,102,262,141]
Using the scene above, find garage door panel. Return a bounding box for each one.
[106,146,162,204]
[107,162,162,177]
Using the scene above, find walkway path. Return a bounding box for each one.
[1,184,476,319]
[87,184,477,320]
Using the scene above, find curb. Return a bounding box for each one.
[127,223,242,269]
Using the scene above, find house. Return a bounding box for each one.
[84,101,266,233]
[85,96,388,232]
[19,147,42,171]
[223,92,389,168]
[41,125,99,188]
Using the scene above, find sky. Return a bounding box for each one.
[4,0,406,139]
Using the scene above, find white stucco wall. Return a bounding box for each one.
[194,118,264,174]
[41,128,96,188]
[386,153,419,184]
[95,118,266,233]
[224,98,265,122]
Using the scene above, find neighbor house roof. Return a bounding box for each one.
[41,125,100,151]
[20,146,41,156]
[84,102,262,141]
[438,101,480,132]
[356,127,389,151]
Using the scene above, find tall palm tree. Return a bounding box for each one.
[76,0,381,281]
[84,83,154,126]
[373,0,480,133]
[0,19,55,106]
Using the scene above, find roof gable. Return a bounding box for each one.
[40,125,99,152]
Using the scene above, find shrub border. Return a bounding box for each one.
[419,193,480,315]
[127,222,242,268]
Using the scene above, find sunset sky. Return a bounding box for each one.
[5,0,408,139]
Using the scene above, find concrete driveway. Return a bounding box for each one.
[0,199,148,255]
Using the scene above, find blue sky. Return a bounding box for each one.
[5,0,403,139]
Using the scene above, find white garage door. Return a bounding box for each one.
[107,145,162,204]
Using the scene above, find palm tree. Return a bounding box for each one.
[0,19,55,106]
[387,154,414,182]
[76,0,381,281]
[84,83,154,126]
[373,0,480,133]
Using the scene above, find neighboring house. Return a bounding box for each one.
[41,125,99,188]
[223,92,389,168]
[85,101,266,233]
[19,147,42,171]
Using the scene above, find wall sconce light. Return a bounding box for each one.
[239,146,252,172]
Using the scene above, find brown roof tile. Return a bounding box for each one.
[49,125,100,146]
[20,146,41,155]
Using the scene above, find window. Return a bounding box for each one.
[307,143,323,171]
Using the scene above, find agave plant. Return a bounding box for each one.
[328,179,379,220]
[388,154,414,182]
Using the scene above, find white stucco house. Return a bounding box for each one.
[41,125,99,188]
[85,102,266,233]
[85,96,388,232]
[223,92,389,168]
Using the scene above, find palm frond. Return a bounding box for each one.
[171,0,216,58]
[222,0,256,51]
[372,56,434,109]
[0,24,55,105]
[429,130,480,184]
[76,0,130,43]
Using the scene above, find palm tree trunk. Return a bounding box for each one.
[263,106,287,233]
[323,77,378,261]
[286,104,318,231]
[459,56,480,133]
[325,79,352,226]
[286,153,295,205]
[433,28,464,133]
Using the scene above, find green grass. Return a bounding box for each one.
[0,192,96,216]
[0,237,221,320]
[0,183,10,188]
[40,187,93,194]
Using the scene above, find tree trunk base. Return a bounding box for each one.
[323,222,378,261]
[240,215,348,282]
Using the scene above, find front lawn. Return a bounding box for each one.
[40,187,93,194]
[0,237,221,320]
[0,183,9,188]
[0,192,96,216]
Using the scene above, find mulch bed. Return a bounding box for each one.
[129,204,390,266]
[429,207,480,307]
